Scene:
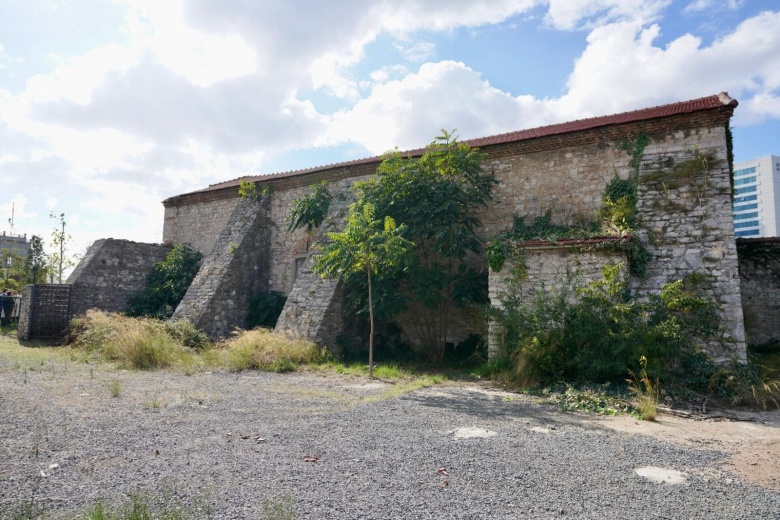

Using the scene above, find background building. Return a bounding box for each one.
[0,232,30,269]
[732,155,780,238]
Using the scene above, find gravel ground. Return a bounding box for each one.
[1,349,779,519]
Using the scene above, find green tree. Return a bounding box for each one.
[127,243,203,319]
[48,212,75,283]
[23,235,47,284]
[354,130,496,361]
[313,202,414,378]
[287,181,332,233]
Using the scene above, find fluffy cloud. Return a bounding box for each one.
[326,9,780,153]
[545,0,672,30]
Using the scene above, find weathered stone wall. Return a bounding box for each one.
[266,176,371,294]
[172,196,272,338]
[163,101,746,362]
[66,239,171,317]
[480,145,630,239]
[274,187,355,351]
[737,239,780,346]
[633,126,746,362]
[16,284,33,340]
[488,246,628,357]
[163,196,241,256]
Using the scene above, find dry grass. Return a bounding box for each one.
[627,356,659,421]
[69,310,201,371]
[210,328,324,372]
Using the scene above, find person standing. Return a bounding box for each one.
[0,289,7,327]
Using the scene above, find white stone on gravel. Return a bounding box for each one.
[635,466,688,485]
[452,427,497,438]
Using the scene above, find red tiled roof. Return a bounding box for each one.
[166,93,737,202]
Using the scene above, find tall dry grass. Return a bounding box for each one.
[69,310,200,370]
[212,328,324,372]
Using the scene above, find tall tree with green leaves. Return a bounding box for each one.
[23,235,47,284]
[313,202,414,378]
[354,130,496,361]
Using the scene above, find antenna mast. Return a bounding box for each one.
[7,203,14,236]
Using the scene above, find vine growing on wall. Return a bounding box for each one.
[725,124,735,195]
[486,133,651,278]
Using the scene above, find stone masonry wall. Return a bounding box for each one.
[488,247,628,357]
[266,176,371,294]
[633,126,746,362]
[163,104,744,362]
[66,239,171,317]
[274,185,357,351]
[737,239,780,346]
[173,196,272,338]
[480,144,631,240]
[163,197,241,256]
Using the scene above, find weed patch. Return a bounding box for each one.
[215,328,324,372]
[69,311,202,371]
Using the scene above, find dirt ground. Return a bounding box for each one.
[586,406,780,491]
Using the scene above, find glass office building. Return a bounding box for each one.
[732,155,780,238]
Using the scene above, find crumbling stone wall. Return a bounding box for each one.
[633,126,745,362]
[66,239,171,317]
[737,238,780,346]
[172,196,272,338]
[488,246,628,357]
[266,176,371,294]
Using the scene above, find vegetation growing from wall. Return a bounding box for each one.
[127,243,203,319]
[287,181,332,233]
[491,263,719,386]
[486,134,651,278]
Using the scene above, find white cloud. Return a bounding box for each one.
[393,41,436,62]
[324,61,556,154]
[545,0,672,30]
[684,0,745,14]
[325,9,780,154]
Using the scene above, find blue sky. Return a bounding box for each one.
[1,0,779,260]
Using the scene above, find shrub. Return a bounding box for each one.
[127,243,203,319]
[162,319,210,350]
[217,328,323,372]
[69,310,198,370]
[492,263,719,386]
[246,291,287,329]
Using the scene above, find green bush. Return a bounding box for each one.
[493,263,719,386]
[246,291,287,329]
[162,319,210,350]
[127,243,203,319]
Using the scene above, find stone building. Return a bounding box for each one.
[62,92,780,361]
[154,92,754,362]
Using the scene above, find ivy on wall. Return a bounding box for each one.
[486,134,652,278]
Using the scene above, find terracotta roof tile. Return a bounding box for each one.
[166,93,737,202]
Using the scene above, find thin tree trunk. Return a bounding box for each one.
[367,263,374,379]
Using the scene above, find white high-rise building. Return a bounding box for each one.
[732,155,780,238]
